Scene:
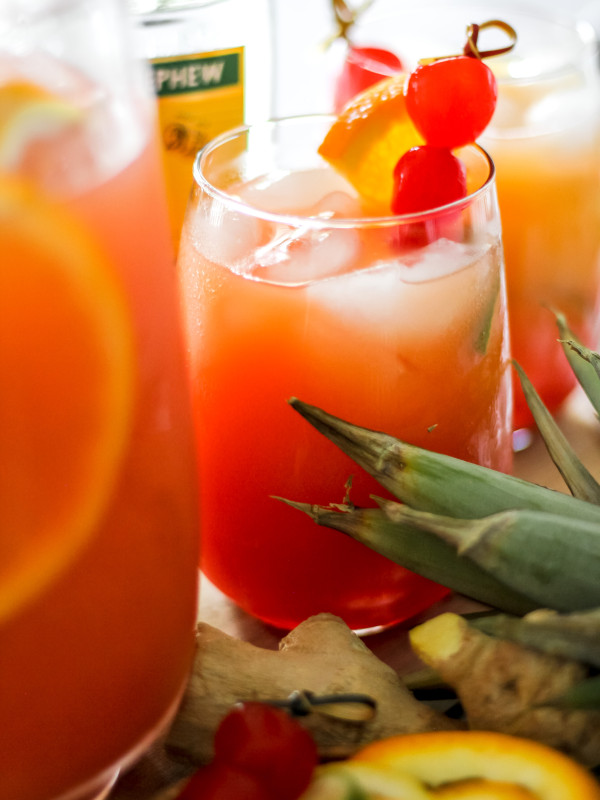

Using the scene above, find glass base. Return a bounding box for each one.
[91,776,120,800]
[50,675,189,800]
[54,769,120,800]
[352,622,389,637]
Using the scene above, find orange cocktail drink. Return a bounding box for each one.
[490,132,600,430]
[178,115,512,631]
[479,11,600,429]
[0,3,199,799]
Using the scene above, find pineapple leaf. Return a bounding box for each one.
[556,311,600,419]
[513,360,600,504]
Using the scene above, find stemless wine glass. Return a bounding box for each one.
[0,2,199,799]
[333,1,600,438]
[177,115,513,633]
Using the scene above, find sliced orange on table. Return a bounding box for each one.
[302,761,432,800]
[318,74,423,213]
[353,731,600,799]
[302,731,600,799]
[0,176,134,623]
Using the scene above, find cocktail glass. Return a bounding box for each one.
[333,1,600,437]
[177,114,513,632]
[0,1,199,799]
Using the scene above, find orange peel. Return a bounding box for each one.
[0,176,134,623]
[433,778,537,799]
[303,761,431,800]
[317,73,423,213]
[352,730,600,799]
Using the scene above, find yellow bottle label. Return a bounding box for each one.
[150,47,245,247]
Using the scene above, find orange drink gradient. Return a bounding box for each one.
[0,9,199,800]
[178,118,513,632]
[487,132,600,429]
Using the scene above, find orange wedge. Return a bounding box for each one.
[353,731,600,800]
[0,177,134,623]
[318,74,423,213]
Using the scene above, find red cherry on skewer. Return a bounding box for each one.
[391,145,468,249]
[391,145,467,215]
[403,15,520,151]
[405,55,498,149]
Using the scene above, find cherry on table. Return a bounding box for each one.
[176,763,272,800]
[213,702,318,800]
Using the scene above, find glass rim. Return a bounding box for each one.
[192,114,497,230]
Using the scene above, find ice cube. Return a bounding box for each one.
[527,86,599,141]
[312,190,363,219]
[308,262,403,329]
[238,168,357,214]
[250,223,361,285]
[397,238,491,283]
[187,198,267,271]
[309,238,494,343]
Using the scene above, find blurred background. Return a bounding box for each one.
[270,0,600,117]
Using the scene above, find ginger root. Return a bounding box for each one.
[409,612,600,767]
[166,613,458,766]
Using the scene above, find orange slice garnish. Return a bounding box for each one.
[318,74,423,213]
[0,80,81,170]
[352,731,600,799]
[0,176,134,623]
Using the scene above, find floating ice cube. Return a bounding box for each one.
[187,198,267,271]
[312,190,363,219]
[309,262,403,329]
[527,87,599,142]
[489,77,599,141]
[308,238,494,342]
[235,171,364,284]
[239,168,358,214]
[396,238,491,283]
[250,223,361,285]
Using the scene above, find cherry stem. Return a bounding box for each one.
[420,19,517,65]
[463,19,518,59]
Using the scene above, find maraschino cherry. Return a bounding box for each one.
[391,145,467,215]
[392,20,516,216]
[405,55,497,149]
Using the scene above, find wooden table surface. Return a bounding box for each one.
[112,389,600,799]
